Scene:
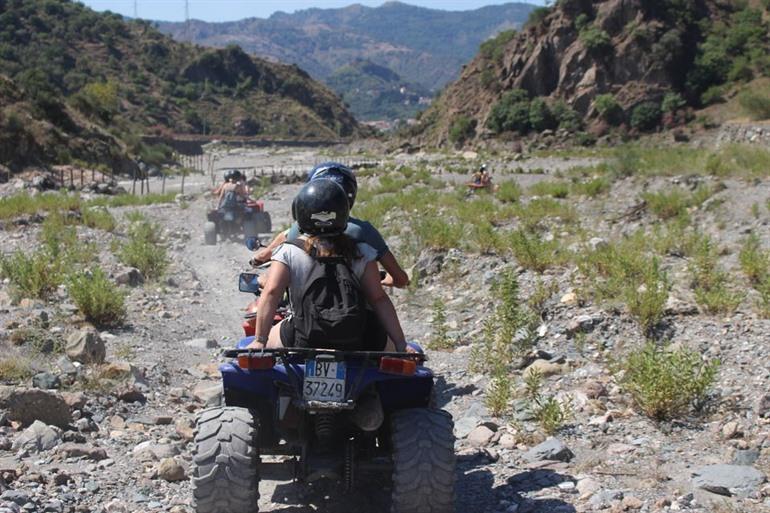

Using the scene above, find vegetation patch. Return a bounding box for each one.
[117,217,168,280]
[617,341,719,420]
[67,268,127,328]
[525,368,572,434]
[688,237,743,314]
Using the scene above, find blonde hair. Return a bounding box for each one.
[302,234,360,263]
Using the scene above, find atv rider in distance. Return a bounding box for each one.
[250,163,410,288]
[246,179,408,352]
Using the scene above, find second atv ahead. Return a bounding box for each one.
[203,198,271,245]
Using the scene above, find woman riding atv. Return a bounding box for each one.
[246,179,408,353]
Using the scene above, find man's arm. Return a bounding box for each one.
[379,250,410,288]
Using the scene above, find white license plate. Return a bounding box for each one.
[303,359,346,402]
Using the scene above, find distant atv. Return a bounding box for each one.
[203,199,271,245]
[190,273,456,513]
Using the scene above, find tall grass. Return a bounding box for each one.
[118,218,168,280]
[68,268,127,327]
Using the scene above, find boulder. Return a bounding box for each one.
[692,464,766,497]
[12,420,61,452]
[32,372,61,390]
[0,387,72,428]
[65,329,106,364]
[523,437,574,462]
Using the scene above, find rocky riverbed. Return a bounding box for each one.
[0,147,768,513]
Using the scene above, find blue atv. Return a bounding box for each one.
[190,274,456,513]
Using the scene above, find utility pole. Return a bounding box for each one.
[133,0,137,18]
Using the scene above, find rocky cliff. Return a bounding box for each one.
[412,0,767,146]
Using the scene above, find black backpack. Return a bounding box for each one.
[287,241,367,350]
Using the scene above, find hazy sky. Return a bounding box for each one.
[80,0,544,22]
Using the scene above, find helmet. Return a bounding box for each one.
[224,169,242,182]
[307,162,357,208]
[292,179,349,236]
[480,164,487,171]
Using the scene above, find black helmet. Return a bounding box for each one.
[292,179,349,236]
[224,169,241,182]
[308,162,357,208]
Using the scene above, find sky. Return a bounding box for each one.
[79,0,544,23]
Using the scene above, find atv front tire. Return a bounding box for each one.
[191,407,260,513]
[390,408,455,513]
[203,222,217,245]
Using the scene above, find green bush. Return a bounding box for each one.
[624,258,670,335]
[572,177,610,197]
[67,268,126,327]
[526,7,550,27]
[81,207,116,232]
[739,234,770,286]
[580,25,612,53]
[574,13,590,32]
[738,90,770,120]
[594,93,622,124]
[429,299,454,350]
[528,97,555,132]
[118,219,168,280]
[525,368,572,434]
[480,29,517,63]
[661,92,686,113]
[630,102,661,131]
[413,217,463,250]
[496,180,522,203]
[551,100,582,131]
[471,269,537,373]
[508,229,566,272]
[448,115,476,144]
[529,180,569,199]
[643,189,691,220]
[487,89,531,134]
[617,341,719,420]
[689,237,743,314]
[0,250,64,301]
[485,370,512,417]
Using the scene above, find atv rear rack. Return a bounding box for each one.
[222,347,427,362]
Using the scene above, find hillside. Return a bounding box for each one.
[410,0,770,147]
[325,59,430,122]
[0,0,361,171]
[155,1,536,93]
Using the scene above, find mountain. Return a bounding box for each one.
[325,59,430,122]
[155,2,537,93]
[0,0,361,171]
[410,0,770,146]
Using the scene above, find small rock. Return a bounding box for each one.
[1,490,30,506]
[467,426,495,447]
[114,267,144,287]
[454,416,480,439]
[523,437,574,462]
[184,338,218,349]
[692,464,766,497]
[583,380,607,399]
[560,292,578,306]
[756,394,770,418]
[32,372,61,390]
[498,433,517,450]
[193,382,222,406]
[732,449,760,466]
[722,421,742,439]
[576,477,601,497]
[524,359,566,378]
[567,315,594,335]
[175,418,195,441]
[56,442,108,460]
[65,328,106,364]
[621,496,643,510]
[157,457,186,482]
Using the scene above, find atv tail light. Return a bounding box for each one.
[379,357,417,376]
[237,354,275,370]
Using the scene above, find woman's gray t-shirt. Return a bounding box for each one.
[271,241,377,309]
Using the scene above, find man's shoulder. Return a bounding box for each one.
[348,217,378,233]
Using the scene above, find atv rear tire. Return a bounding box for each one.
[390,408,455,513]
[192,407,260,513]
[203,222,217,245]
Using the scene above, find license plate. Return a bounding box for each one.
[303,359,346,402]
